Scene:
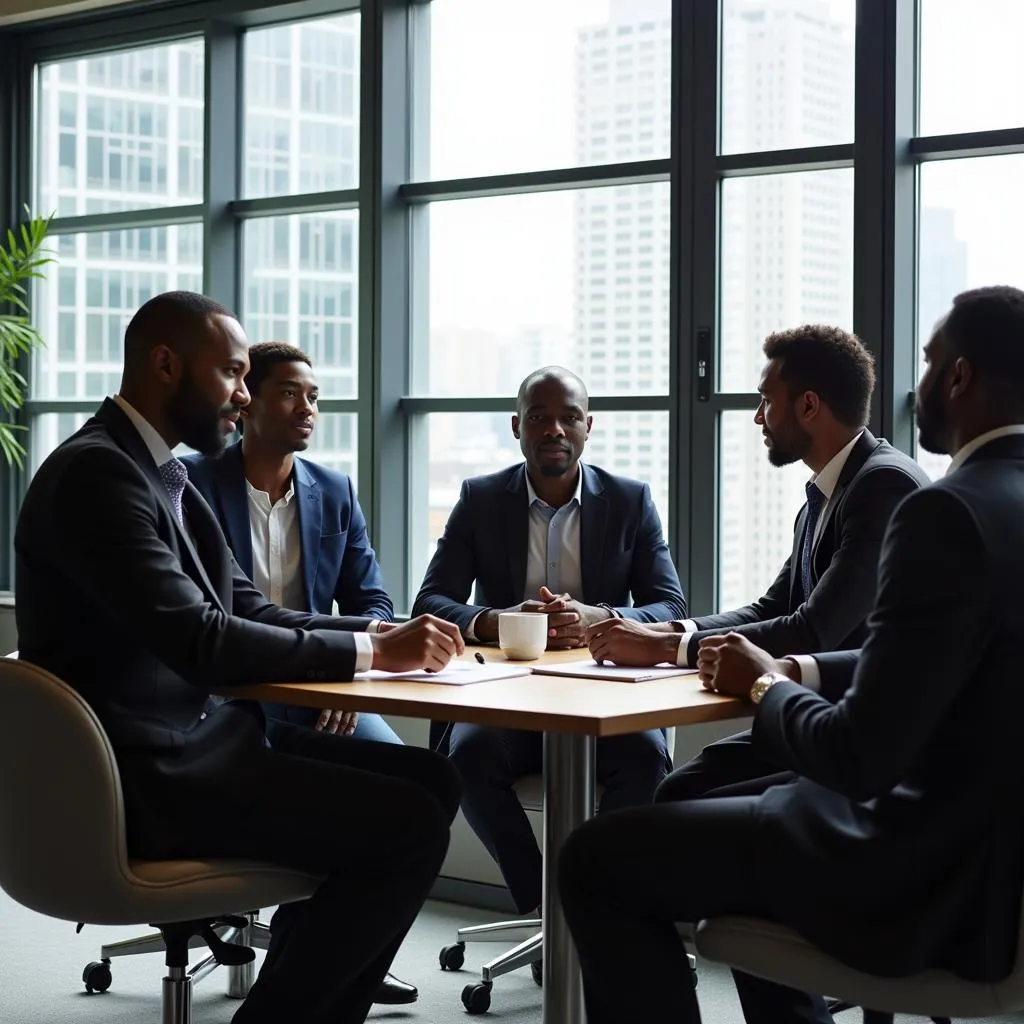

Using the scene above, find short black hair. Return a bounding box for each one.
[516,365,589,415]
[941,286,1024,409]
[762,325,876,428]
[245,341,313,397]
[123,291,235,369]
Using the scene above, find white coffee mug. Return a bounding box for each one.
[498,611,548,661]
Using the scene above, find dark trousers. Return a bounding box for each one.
[657,727,797,802]
[558,797,833,1024]
[119,702,460,1024]
[447,723,671,913]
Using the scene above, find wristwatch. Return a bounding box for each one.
[749,671,790,704]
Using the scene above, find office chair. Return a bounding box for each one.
[690,909,1024,1024]
[0,656,321,1024]
[440,728,685,1015]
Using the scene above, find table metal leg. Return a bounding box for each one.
[542,731,596,1024]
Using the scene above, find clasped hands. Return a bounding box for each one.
[484,586,609,649]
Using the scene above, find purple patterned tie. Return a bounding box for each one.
[158,457,188,526]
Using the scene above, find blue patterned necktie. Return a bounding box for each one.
[158,457,188,526]
[799,481,826,602]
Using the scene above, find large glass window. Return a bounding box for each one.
[719,169,854,392]
[243,13,360,198]
[720,0,855,154]
[418,183,669,397]
[422,0,671,180]
[37,41,204,216]
[243,212,359,399]
[33,225,203,400]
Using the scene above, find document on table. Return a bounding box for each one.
[355,662,533,686]
[531,660,699,683]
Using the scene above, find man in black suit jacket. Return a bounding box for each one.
[559,285,1024,1024]
[15,291,465,1024]
[411,367,686,915]
[587,324,929,800]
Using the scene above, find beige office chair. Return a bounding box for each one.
[691,908,1024,1024]
[0,656,321,1024]
[442,728,691,1015]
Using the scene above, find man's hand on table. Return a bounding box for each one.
[585,617,681,666]
[316,708,358,735]
[696,633,800,698]
[370,615,465,673]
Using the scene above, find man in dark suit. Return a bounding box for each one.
[412,366,686,915]
[15,291,465,1024]
[586,325,930,800]
[559,285,1024,1024]
[183,342,415,1005]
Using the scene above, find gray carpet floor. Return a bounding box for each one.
[0,885,1020,1024]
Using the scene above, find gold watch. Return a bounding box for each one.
[749,671,790,704]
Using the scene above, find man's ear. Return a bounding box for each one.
[948,356,973,400]
[150,344,179,385]
[511,413,520,439]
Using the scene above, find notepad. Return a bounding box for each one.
[355,662,533,686]
[531,660,698,683]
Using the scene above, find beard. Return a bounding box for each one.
[166,372,236,457]
[764,413,812,468]
[915,367,950,456]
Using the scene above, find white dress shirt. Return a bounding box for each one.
[246,479,305,611]
[467,465,585,640]
[791,425,1024,692]
[674,432,864,675]
[112,395,373,670]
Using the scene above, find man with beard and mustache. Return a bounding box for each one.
[14,291,466,1024]
[182,341,417,1006]
[411,365,685,919]
[586,324,929,803]
[559,285,1024,1024]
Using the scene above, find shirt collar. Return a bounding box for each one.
[946,425,1024,475]
[525,463,584,509]
[245,477,296,506]
[112,394,176,468]
[809,431,863,500]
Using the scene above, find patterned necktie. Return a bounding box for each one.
[799,481,826,602]
[158,457,188,526]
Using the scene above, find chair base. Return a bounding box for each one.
[86,912,266,1005]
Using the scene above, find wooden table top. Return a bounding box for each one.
[222,646,749,738]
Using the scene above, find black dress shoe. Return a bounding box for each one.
[373,972,418,1005]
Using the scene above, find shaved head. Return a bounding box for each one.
[516,366,589,416]
[123,291,236,375]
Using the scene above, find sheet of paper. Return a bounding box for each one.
[355,662,533,686]
[531,659,699,683]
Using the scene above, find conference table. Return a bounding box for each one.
[225,646,750,1024]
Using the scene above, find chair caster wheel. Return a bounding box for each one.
[439,942,466,971]
[462,981,492,1014]
[83,959,112,994]
[531,960,542,986]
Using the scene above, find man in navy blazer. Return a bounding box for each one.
[184,343,414,1005]
[412,366,686,915]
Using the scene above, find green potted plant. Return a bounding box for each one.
[0,210,55,468]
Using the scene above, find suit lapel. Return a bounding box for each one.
[294,458,321,611]
[789,504,809,601]
[95,400,226,612]
[180,486,230,610]
[218,442,254,579]
[505,466,530,602]
[814,430,880,553]
[579,465,607,598]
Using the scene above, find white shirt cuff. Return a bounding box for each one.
[366,620,381,634]
[676,633,696,667]
[466,611,482,642]
[680,619,698,632]
[353,631,374,673]
[788,654,820,692]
